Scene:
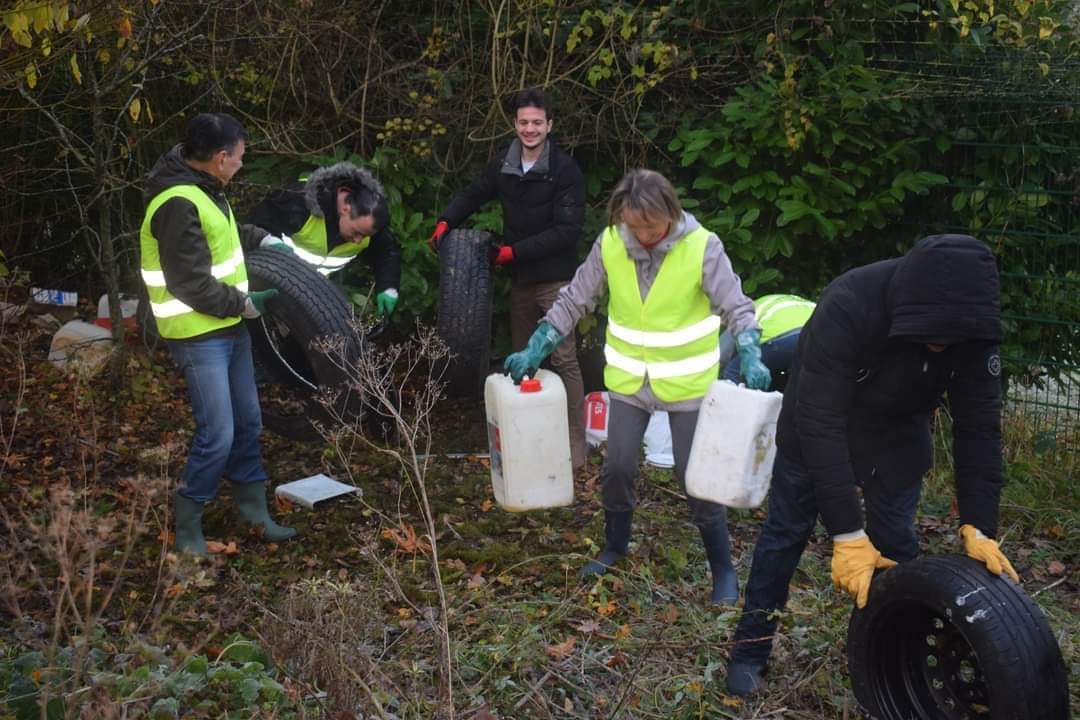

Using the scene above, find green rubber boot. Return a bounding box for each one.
[173,492,208,557]
[230,481,297,542]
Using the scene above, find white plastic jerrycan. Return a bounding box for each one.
[484,369,574,511]
[685,380,784,508]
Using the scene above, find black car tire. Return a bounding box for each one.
[244,248,364,442]
[847,554,1069,720]
[436,228,494,398]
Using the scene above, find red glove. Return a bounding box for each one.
[428,220,450,252]
[495,245,514,265]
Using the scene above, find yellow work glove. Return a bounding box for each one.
[831,533,898,609]
[960,524,1020,583]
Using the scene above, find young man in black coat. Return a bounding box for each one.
[725,234,1020,697]
[430,87,588,470]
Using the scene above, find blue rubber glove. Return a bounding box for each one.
[504,321,563,383]
[735,328,772,390]
[375,289,399,317]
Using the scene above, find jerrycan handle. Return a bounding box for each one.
[520,378,542,393]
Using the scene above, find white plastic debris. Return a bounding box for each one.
[48,320,113,376]
[274,474,361,509]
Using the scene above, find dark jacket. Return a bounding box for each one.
[440,138,585,286]
[247,162,402,292]
[777,234,1004,537]
[142,145,267,334]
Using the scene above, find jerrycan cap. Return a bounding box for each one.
[520,378,542,393]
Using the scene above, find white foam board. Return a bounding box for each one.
[274,474,360,509]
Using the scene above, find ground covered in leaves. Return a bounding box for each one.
[0,306,1077,719]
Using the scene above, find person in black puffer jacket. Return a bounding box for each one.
[429,87,588,470]
[725,234,1019,697]
[248,162,402,317]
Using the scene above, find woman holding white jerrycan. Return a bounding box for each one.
[504,169,770,604]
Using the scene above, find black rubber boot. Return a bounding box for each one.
[230,481,297,542]
[580,510,632,578]
[725,658,766,697]
[700,518,739,605]
[173,492,208,557]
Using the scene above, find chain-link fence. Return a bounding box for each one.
[865,34,1080,450]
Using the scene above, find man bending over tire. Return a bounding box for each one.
[725,234,1019,697]
[248,162,402,318]
[429,87,589,472]
[140,113,297,556]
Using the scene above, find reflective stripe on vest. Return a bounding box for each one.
[292,174,370,275]
[288,214,370,276]
[754,294,815,344]
[139,185,246,339]
[601,225,719,402]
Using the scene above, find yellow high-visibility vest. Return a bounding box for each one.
[602,226,721,402]
[140,185,246,339]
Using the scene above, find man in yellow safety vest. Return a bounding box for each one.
[719,294,816,390]
[140,112,296,556]
[504,169,770,604]
[249,162,401,316]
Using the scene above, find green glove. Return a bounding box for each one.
[504,321,563,383]
[375,289,399,317]
[243,289,279,319]
[260,235,295,253]
[735,328,772,390]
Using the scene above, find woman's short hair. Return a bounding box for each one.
[607,169,683,226]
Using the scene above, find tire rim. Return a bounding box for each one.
[865,604,990,719]
[256,314,318,392]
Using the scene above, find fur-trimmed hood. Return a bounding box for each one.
[303,162,385,218]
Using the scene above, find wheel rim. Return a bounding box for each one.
[866,604,990,719]
[256,315,318,391]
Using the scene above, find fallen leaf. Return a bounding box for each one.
[545,636,577,660]
[381,524,431,556]
[165,584,184,598]
[480,499,494,512]
[563,697,574,712]
[595,599,617,616]
[722,695,743,707]
[661,604,679,623]
[275,495,293,512]
[206,540,229,554]
[1048,560,1066,575]
[476,707,499,720]
[573,619,601,634]
[561,531,579,544]
[445,558,467,571]
[615,624,631,639]
[606,650,629,668]
[466,574,486,590]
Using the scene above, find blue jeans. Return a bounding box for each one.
[167,325,267,503]
[722,329,801,388]
[729,451,922,666]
